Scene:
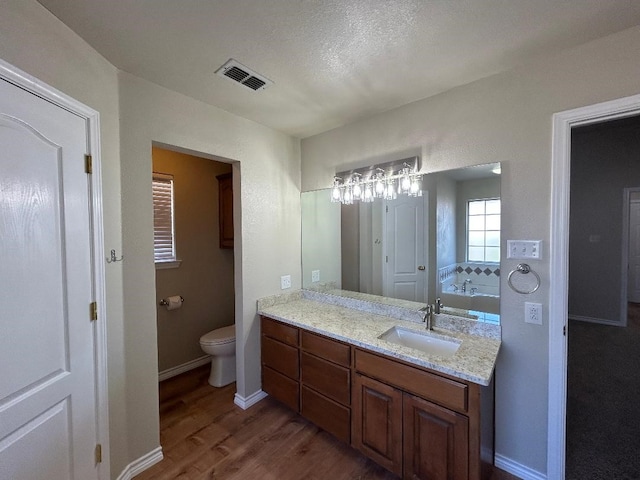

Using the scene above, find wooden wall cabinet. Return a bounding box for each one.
[216,173,233,249]
[261,316,493,480]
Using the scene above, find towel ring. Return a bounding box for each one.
[507,263,540,294]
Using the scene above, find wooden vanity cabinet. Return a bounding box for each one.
[403,392,469,480]
[260,317,300,412]
[261,316,493,480]
[352,373,403,476]
[300,330,352,443]
[260,317,353,443]
[352,348,490,480]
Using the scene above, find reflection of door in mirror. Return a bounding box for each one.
[342,194,428,303]
[384,195,427,302]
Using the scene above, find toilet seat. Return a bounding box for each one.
[200,325,235,346]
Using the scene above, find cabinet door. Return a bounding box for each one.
[217,173,233,248]
[352,374,403,476]
[403,393,469,480]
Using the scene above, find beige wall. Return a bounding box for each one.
[119,71,301,466]
[152,148,234,372]
[301,26,640,475]
[0,2,301,477]
[0,1,127,476]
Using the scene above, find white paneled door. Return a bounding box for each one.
[384,195,427,302]
[0,78,99,479]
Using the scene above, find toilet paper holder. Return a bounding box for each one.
[159,296,184,306]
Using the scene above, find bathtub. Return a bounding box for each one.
[439,287,500,315]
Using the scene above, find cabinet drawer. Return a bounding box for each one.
[262,336,299,380]
[355,349,468,413]
[301,352,350,405]
[301,331,351,367]
[301,386,350,444]
[263,366,299,412]
[261,316,299,347]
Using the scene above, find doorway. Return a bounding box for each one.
[549,93,640,478]
[151,146,235,382]
[624,188,640,304]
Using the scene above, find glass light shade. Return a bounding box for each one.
[409,175,422,196]
[352,182,362,199]
[331,185,342,202]
[374,175,385,197]
[363,183,374,202]
[400,168,411,193]
[343,185,353,205]
[384,180,397,200]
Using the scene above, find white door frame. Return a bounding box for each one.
[0,58,110,479]
[622,187,640,309]
[549,93,640,479]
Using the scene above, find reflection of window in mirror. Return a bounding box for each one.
[467,198,501,262]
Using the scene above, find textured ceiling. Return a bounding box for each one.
[38,0,640,138]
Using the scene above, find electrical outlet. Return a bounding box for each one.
[311,270,320,282]
[525,302,543,325]
[280,274,291,290]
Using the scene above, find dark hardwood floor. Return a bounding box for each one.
[135,365,519,480]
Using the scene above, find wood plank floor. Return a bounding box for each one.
[134,365,520,480]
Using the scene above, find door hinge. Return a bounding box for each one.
[386,205,389,213]
[90,302,98,321]
[85,154,93,174]
[95,443,102,464]
[563,325,566,336]
[386,255,389,263]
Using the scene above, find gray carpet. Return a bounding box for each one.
[566,304,640,480]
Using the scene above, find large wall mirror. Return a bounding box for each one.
[301,162,501,321]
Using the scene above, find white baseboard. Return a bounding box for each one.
[158,355,211,382]
[568,314,622,327]
[116,446,163,480]
[495,453,546,480]
[234,390,268,410]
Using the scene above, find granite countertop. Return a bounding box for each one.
[257,291,501,386]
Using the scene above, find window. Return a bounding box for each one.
[467,198,500,263]
[152,173,179,267]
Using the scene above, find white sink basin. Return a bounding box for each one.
[378,326,461,357]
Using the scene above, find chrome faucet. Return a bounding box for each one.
[420,305,434,330]
[434,297,443,314]
[462,278,472,293]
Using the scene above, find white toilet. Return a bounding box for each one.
[199,325,236,387]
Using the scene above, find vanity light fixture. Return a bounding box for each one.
[331,156,422,205]
[374,169,386,198]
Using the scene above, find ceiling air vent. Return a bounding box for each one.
[215,59,273,92]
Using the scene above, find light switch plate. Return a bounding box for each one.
[507,240,542,259]
[311,270,320,282]
[280,275,291,290]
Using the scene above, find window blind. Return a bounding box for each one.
[152,173,176,262]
